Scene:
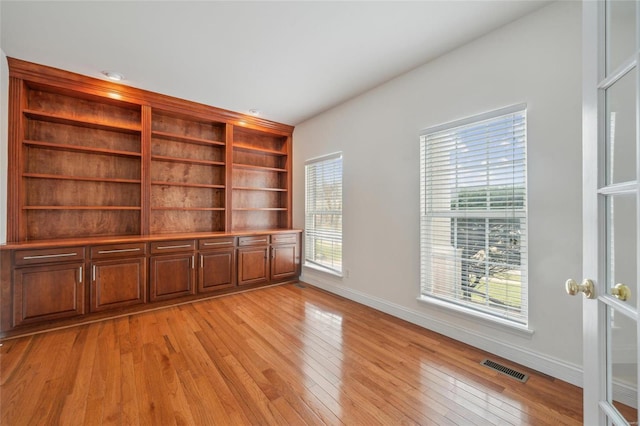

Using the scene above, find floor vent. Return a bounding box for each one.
[294,282,306,289]
[481,359,529,383]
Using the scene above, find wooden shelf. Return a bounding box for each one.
[232,163,287,173]
[152,155,225,167]
[23,206,141,210]
[23,109,141,134]
[233,186,287,192]
[152,130,225,147]
[151,207,225,211]
[24,140,141,158]
[233,144,286,156]
[232,208,288,211]
[151,181,225,189]
[23,173,141,184]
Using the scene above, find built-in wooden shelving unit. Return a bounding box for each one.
[1,57,300,339]
[6,57,294,242]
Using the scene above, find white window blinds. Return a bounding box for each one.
[305,153,343,274]
[420,105,528,325]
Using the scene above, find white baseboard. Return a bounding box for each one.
[302,274,583,388]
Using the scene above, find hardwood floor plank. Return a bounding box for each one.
[59,326,100,425]
[0,337,34,386]
[1,283,585,425]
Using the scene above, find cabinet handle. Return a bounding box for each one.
[97,248,141,254]
[192,256,195,269]
[200,254,203,268]
[202,241,231,246]
[79,266,83,283]
[23,252,78,260]
[92,265,96,282]
[156,244,192,250]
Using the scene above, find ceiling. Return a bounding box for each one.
[1,1,551,126]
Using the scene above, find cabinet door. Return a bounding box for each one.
[90,258,146,312]
[199,249,235,293]
[271,244,299,281]
[150,254,196,301]
[237,247,269,286]
[13,262,85,327]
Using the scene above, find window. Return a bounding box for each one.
[305,152,343,275]
[419,105,528,325]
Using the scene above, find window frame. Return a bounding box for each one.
[419,104,529,328]
[304,152,343,276]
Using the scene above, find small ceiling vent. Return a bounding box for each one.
[480,359,529,383]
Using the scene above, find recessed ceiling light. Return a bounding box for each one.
[248,109,260,116]
[101,70,125,81]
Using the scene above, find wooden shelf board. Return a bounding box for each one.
[152,155,225,167]
[23,109,141,134]
[152,130,225,147]
[24,140,141,158]
[151,207,225,211]
[232,208,288,211]
[23,173,141,184]
[232,186,287,192]
[23,206,141,210]
[232,163,287,173]
[151,181,225,189]
[233,144,286,156]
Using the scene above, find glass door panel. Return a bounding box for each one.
[606,0,637,75]
[609,305,638,425]
[605,68,637,185]
[603,188,638,425]
[606,194,637,291]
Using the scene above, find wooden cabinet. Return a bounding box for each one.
[149,240,196,301]
[198,238,235,293]
[89,243,147,312]
[237,233,300,285]
[237,247,270,286]
[2,57,302,338]
[237,235,270,286]
[1,231,301,336]
[271,233,300,281]
[12,247,86,327]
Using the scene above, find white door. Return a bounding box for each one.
[577,1,639,424]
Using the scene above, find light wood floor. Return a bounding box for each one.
[1,282,583,425]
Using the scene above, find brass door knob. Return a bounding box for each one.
[611,283,631,301]
[565,279,595,299]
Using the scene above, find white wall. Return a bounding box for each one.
[1,49,8,245]
[293,1,584,386]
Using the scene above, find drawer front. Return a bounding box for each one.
[271,233,298,245]
[238,235,270,247]
[15,247,85,266]
[198,237,236,250]
[150,240,196,254]
[91,243,147,259]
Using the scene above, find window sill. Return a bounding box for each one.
[303,263,343,278]
[417,295,534,338]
